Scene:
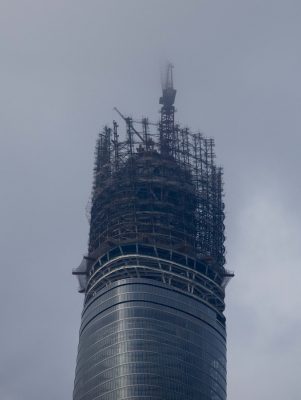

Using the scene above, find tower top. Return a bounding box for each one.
[160,63,176,107]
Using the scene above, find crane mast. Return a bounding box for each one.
[159,63,176,155]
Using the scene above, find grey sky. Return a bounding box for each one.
[0,1,300,399]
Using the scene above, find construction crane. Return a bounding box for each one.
[113,107,157,151]
[160,63,176,107]
[113,107,158,127]
[113,107,145,142]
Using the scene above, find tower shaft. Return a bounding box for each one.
[73,69,232,400]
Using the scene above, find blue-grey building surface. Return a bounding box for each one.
[73,66,233,400]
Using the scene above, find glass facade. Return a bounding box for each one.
[73,82,232,399]
[73,278,226,400]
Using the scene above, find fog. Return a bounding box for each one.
[0,1,300,399]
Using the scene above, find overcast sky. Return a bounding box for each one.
[0,1,300,399]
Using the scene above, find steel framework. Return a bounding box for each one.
[72,67,233,400]
[88,115,226,264]
[74,64,232,297]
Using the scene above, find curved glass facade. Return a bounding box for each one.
[73,80,232,399]
[73,278,226,400]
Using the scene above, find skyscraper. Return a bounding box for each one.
[73,66,233,400]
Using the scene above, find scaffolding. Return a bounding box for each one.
[73,65,233,299]
[88,101,225,270]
